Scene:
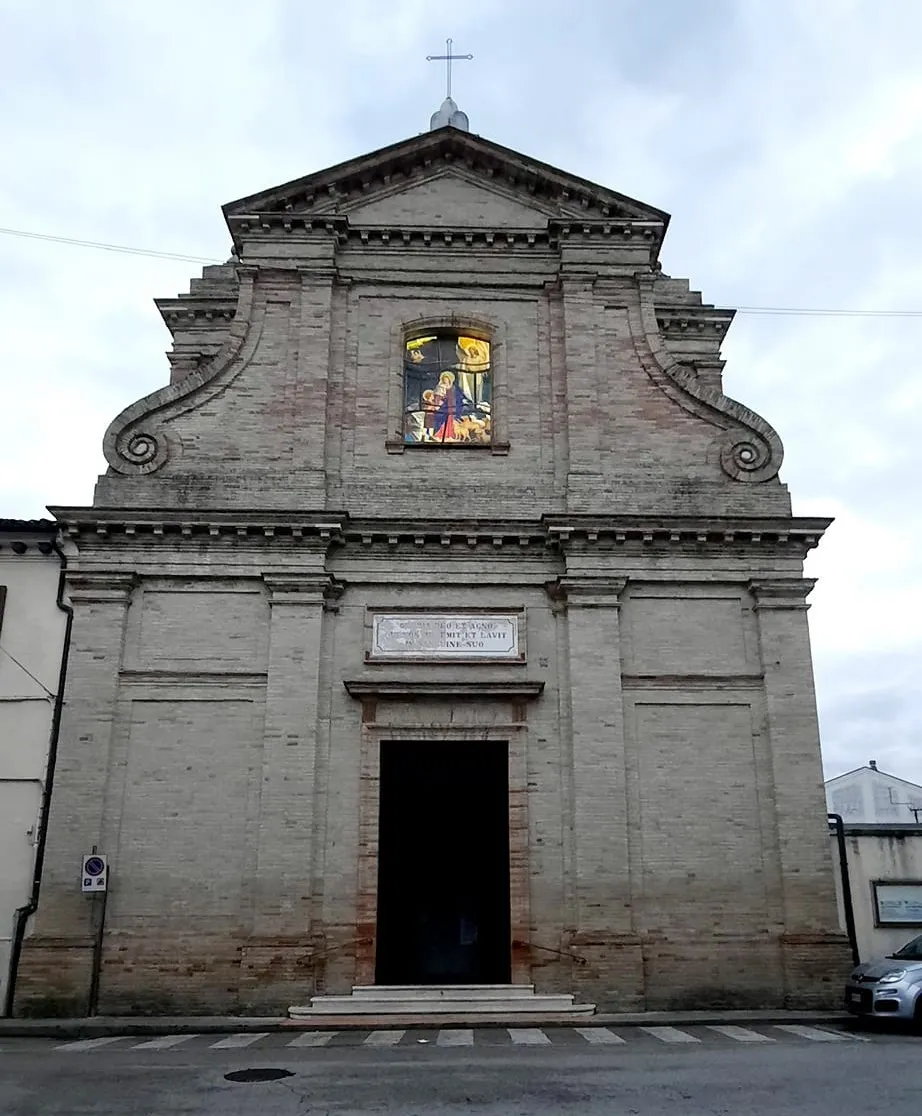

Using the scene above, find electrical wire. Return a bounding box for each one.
[2,224,921,318]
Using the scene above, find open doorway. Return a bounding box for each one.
[375,740,511,985]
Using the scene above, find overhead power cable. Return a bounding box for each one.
[0,226,220,265]
[2,225,921,319]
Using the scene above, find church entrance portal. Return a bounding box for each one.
[375,741,511,985]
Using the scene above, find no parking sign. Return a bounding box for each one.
[81,854,108,893]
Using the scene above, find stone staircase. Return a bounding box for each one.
[288,984,596,1022]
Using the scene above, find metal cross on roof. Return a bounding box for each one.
[426,38,473,100]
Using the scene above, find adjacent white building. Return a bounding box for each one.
[826,761,922,824]
[826,763,922,962]
[0,520,69,1014]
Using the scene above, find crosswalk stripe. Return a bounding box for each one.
[437,1029,474,1047]
[55,1036,125,1052]
[286,1030,335,1048]
[508,1027,551,1046]
[364,1030,405,1046]
[641,1026,701,1044]
[574,1027,626,1045]
[208,1033,270,1049]
[773,1024,866,1042]
[706,1025,775,1043]
[132,1034,199,1050]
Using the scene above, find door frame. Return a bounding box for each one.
[349,690,536,986]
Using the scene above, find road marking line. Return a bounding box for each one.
[286,1031,335,1047]
[437,1029,474,1047]
[706,1025,775,1043]
[208,1033,270,1049]
[774,1024,868,1042]
[574,1027,626,1045]
[508,1027,551,1045]
[641,1026,701,1044]
[55,1036,126,1052]
[364,1030,405,1046]
[132,1034,199,1050]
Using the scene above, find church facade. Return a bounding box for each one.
[14,116,849,1015]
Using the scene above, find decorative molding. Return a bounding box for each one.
[263,573,345,610]
[118,670,268,686]
[632,275,785,483]
[545,576,627,609]
[51,510,346,545]
[749,578,817,610]
[621,674,764,690]
[64,571,137,604]
[344,680,544,701]
[47,511,828,558]
[102,269,262,476]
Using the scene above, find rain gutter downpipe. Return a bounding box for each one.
[3,536,73,1017]
[828,812,860,966]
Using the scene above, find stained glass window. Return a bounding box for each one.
[403,334,492,444]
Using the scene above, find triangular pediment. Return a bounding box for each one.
[222,127,670,230]
[338,167,564,228]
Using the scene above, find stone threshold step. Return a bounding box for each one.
[291,998,588,1016]
[285,1011,598,1027]
[348,984,540,1001]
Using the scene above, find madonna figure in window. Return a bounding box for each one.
[404,334,492,444]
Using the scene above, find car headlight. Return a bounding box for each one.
[878,970,906,984]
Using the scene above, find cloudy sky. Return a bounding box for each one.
[1,0,920,788]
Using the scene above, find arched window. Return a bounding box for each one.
[403,333,492,445]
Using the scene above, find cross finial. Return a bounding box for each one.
[426,37,473,100]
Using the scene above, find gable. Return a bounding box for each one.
[341,170,560,228]
[223,128,670,229]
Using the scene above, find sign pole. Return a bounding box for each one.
[83,847,109,1016]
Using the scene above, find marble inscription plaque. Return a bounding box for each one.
[370,614,520,660]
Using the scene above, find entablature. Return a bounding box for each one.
[51,511,830,560]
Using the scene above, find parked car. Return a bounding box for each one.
[845,933,922,1025]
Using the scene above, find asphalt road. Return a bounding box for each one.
[1,1023,919,1115]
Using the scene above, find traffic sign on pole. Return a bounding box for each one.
[81,854,108,893]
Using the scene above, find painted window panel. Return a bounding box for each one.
[404,334,492,444]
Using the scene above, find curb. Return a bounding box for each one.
[0,1011,853,1039]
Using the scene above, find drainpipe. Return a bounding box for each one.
[3,536,74,1017]
[828,812,860,966]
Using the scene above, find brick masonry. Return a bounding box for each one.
[14,127,850,1015]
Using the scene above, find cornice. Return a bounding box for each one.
[49,512,830,558]
[156,296,237,329]
[226,216,663,257]
[655,306,734,340]
[51,509,345,545]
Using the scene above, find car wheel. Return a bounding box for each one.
[914,996,922,1033]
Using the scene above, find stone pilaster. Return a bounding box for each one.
[750,578,850,1005]
[294,266,335,478]
[253,572,337,934]
[560,277,601,477]
[555,578,633,908]
[14,570,135,1016]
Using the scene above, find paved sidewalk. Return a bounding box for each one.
[0,1008,851,1039]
